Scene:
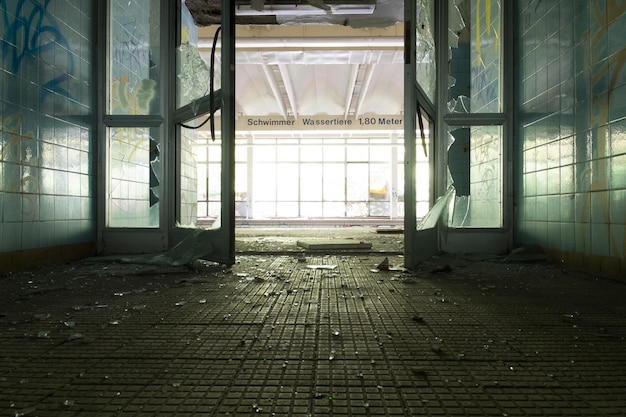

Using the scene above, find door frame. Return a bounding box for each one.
[98,0,236,265]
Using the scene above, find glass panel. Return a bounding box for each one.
[416,161,430,210]
[301,164,323,201]
[347,163,368,201]
[195,133,222,222]
[346,140,368,162]
[369,164,390,201]
[197,164,207,200]
[255,202,275,219]
[198,202,208,218]
[179,123,198,226]
[109,0,161,115]
[207,201,221,218]
[416,0,436,102]
[277,202,298,218]
[253,164,276,203]
[370,139,391,162]
[370,202,390,217]
[177,4,220,108]
[107,127,160,227]
[370,164,390,216]
[301,202,322,218]
[276,164,299,201]
[448,0,502,113]
[324,202,345,217]
[191,134,412,222]
[301,140,323,161]
[449,125,502,227]
[323,163,345,201]
[277,140,299,161]
[347,202,367,217]
[255,139,276,162]
[235,163,248,218]
[323,139,344,162]
[396,163,405,217]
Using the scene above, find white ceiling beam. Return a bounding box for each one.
[278,64,298,120]
[354,63,376,119]
[343,63,360,119]
[262,64,288,119]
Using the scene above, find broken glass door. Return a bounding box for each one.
[99,0,236,265]
[443,0,510,253]
[171,1,236,265]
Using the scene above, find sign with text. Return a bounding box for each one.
[227,115,404,131]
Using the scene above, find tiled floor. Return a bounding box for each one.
[1,232,626,416]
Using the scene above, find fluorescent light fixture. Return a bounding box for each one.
[235,4,375,16]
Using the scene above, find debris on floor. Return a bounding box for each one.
[2,231,626,416]
[306,264,338,270]
[430,264,453,273]
[375,226,404,234]
[376,256,390,271]
[296,239,373,250]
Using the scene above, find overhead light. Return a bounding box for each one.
[235,4,375,16]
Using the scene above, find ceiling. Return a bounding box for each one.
[189,0,405,122]
[185,0,403,27]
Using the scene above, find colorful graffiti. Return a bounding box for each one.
[111,75,157,115]
[110,16,157,115]
[1,0,78,224]
[1,0,75,98]
[471,0,501,112]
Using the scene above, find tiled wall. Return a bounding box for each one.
[516,0,626,277]
[0,1,96,259]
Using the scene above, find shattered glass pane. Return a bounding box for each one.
[178,3,221,108]
[108,127,160,228]
[447,0,502,113]
[415,0,436,103]
[417,186,455,230]
[448,125,502,228]
[109,0,161,115]
[177,42,217,107]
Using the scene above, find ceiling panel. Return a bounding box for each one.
[195,12,405,122]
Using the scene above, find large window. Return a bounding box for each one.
[195,133,429,220]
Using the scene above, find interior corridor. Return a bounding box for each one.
[2,240,626,416]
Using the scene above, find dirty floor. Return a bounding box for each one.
[1,228,626,416]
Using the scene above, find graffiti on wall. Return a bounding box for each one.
[471,0,500,112]
[0,114,38,217]
[580,0,626,259]
[1,0,75,98]
[110,17,157,115]
[1,0,79,223]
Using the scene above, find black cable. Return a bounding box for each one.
[179,26,222,138]
[417,102,427,157]
[209,26,221,141]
